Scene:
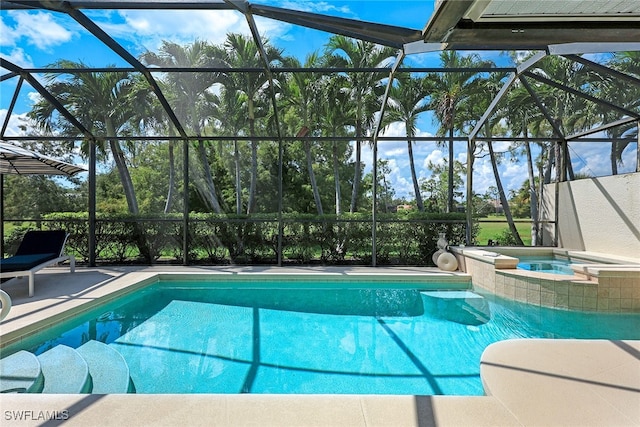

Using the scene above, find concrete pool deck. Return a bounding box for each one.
[1,266,639,426]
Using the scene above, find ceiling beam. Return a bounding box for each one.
[468,51,546,141]
[566,117,638,141]
[422,0,475,41]
[373,51,405,141]
[11,66,515,74]
[564,54,640,88]
[250,4,422,49]
[1,0,234,10]
[548,42,640,55]
[518,76,565,139]
[436,25,640,51]
[523,71,640,119]
[0,72,19,82]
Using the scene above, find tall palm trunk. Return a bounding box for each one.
[234,139,242,215]
[488,140,524,245]
[197,141,223,213]
[301,126,323,215]
[554,142,563,181]
[106,120,152,261]
[611,141,619,175]
[247,141,258,214]
[164,140,175,214]
[332,140,342,216]
[350,97,364,214]
[407,124,424,212]
[543,144,553,184]
[350,127,362,213]
[525,141,539,246]
[537,157,545,239]
[109,139,139,214]
[193,110,222,214]
[447,126,454,213]
[106,119,138,214]
[247,100,258,214]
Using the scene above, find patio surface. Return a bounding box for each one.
[1,266,639,426]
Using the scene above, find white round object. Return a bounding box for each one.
[0,290,12,322]
[432,249,445,265]
[437,252,458,271]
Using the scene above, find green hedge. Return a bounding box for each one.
[28,212,474,265]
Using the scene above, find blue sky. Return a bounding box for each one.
[1,0,637,200]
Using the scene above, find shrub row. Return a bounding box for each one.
[6,212,475,265]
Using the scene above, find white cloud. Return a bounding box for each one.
[27,91,42,104]
[7,11,74,50]
[384,158,413,198]
[569,141,631,177]
[2,47,34,68]
[98,10,291,54]
[0,110,31,136]
[424,149,445,168]
[471,150,531,196]
[491,141,511,153]
[0,16,18,46]
[380,121,405,137]
[105,10,246,49]
[502,161,530,192]
[457,151,467,164]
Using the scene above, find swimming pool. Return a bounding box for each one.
[5,279,640,395]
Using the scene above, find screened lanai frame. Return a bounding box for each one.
[1,0,640,266]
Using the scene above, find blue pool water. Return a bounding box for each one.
[516,256,577,275]
[11,280,640,395]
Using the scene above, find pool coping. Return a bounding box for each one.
[1,266,639,426]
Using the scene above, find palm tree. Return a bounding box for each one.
[318,74,354,216]
[527,55,598,181]
[208,88,249,214]
[29,60,144,214]
[428,51,493,213]
[504,84,546,244]
[465,71,525,246]
[281,53,325,215]
[220,33,283,214]
[604,52,640,174]
[325,35,396,213]
[385,73,431,211]
[141,40,226,213]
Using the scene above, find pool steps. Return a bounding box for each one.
[0,350,44,392]
[77,340,133,393]
[38,345,92,393]
[0,341,133,394]
[421,291,491,326]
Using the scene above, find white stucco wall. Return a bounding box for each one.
[541,173,640,258]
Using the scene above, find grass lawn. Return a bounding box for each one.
[477,216,532,246]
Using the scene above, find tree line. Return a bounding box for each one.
[10,34,639,248]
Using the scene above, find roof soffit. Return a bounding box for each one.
[422,0,640,50]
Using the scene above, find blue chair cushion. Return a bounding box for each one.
[1,253,58,272]
[15,230,67,257]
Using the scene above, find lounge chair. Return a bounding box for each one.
[0,230,75,297]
